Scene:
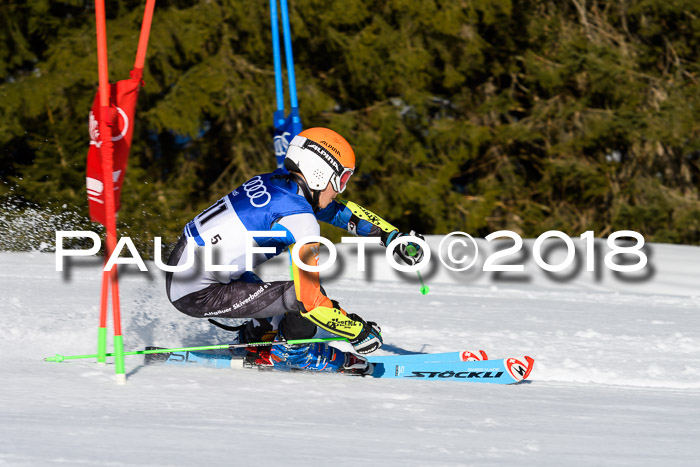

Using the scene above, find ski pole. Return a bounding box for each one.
[406,244,429,295]
[45,337,349,363]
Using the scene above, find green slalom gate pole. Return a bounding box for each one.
[113,334,125,379]
[45,337,349,363]
[97,326,107,363]
[406,244,430,295]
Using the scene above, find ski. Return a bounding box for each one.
[145,348,363,373]
[145,347,534,384]
[144,348,488,370]
[146,349,242,369]
[370,356,535,384]
[367,350,488,365]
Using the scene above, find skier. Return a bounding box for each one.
[165,127,425,374]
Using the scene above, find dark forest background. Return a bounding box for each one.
[1,0,699,254]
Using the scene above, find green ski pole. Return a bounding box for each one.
[45,337,349,363]
[407,244,429,295]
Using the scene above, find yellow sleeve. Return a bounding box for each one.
[291,242,365,339]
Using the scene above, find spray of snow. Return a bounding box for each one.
[0,198,95,252]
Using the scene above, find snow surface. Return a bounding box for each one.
[1,238,699,466]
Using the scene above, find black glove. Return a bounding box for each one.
[347,313,383,354]
[388,230,426,266]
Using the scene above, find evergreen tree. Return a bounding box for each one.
[1,0,699,253]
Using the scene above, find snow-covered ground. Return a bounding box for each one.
[1,238,699,466]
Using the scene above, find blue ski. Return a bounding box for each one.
[367,350,488,366]
[370,356,535,384]
[151,349,489,369]
[146,348,534,384]
[150,350,238,369]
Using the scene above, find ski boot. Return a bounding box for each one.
[266,342,373,375]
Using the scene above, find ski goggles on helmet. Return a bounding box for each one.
[287,135,354,193]
[333,166,354,193]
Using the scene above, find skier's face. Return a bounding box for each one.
[318,182,339,209]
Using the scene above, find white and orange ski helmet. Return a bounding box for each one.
[284,127,355,193]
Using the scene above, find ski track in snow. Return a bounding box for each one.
[1,245,699,466]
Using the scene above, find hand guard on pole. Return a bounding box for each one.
[348,315,383,354]
[387,230,426,266]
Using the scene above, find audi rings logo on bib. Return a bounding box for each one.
[243,176,271,207]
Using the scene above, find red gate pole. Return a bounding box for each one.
[97,267,109,363]
[134,0,156,71]
[94,0,126,383]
